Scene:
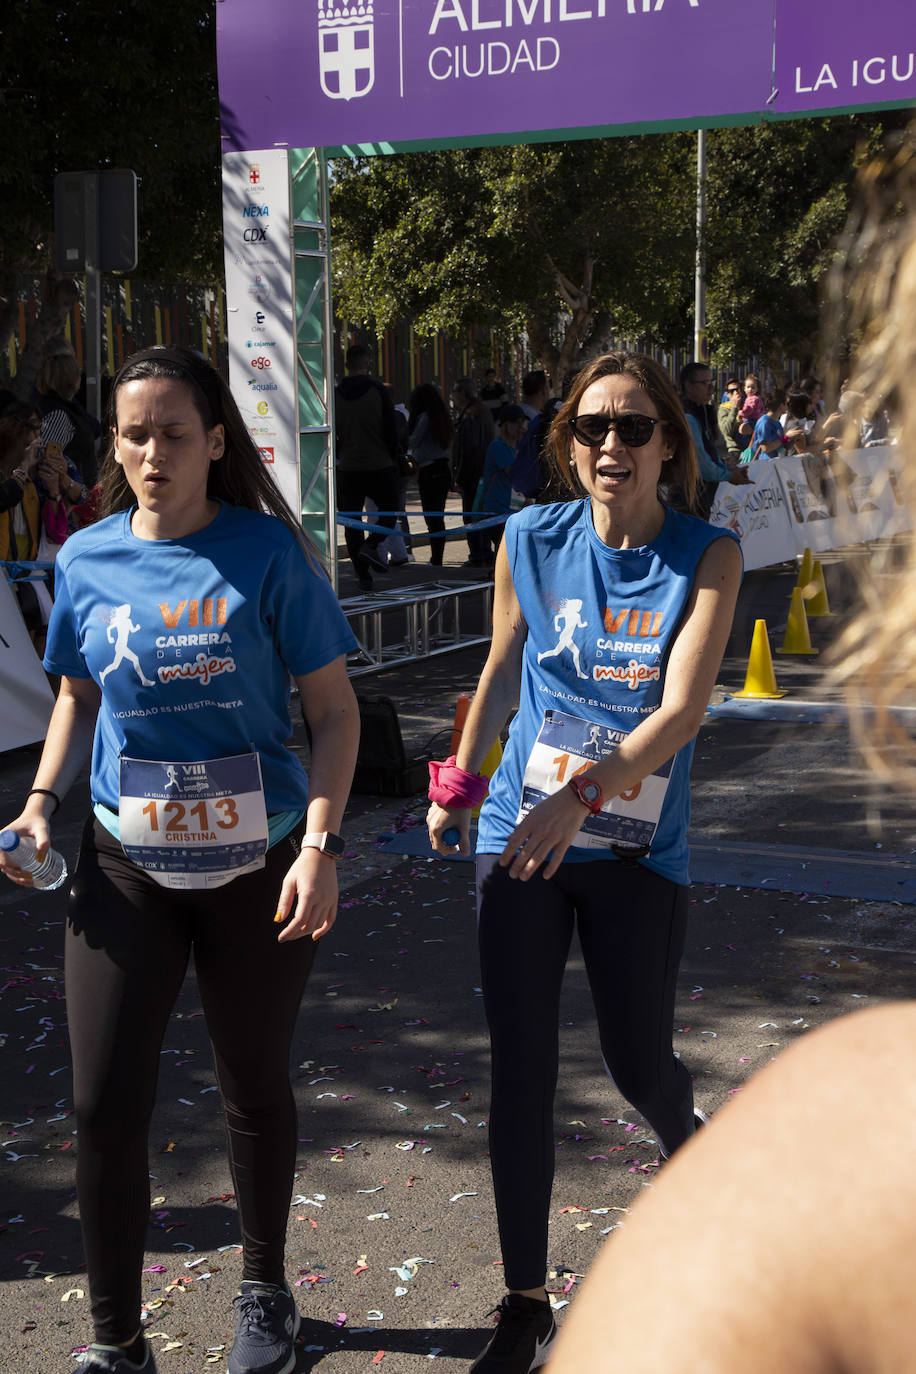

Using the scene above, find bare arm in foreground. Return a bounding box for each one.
[549,1002,916,1374]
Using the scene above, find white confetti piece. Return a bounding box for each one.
[449,1192,477,1202]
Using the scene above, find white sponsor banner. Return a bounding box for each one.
[710,448,910,570]
[222,150,300,519]
[0,576,55,752]
[710,458,795,568]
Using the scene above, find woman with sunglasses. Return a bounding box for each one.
[427,351,742,1374]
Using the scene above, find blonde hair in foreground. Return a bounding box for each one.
[826,123,916,785]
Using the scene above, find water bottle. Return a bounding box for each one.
[442,827,461,847]
[0,830,68,891]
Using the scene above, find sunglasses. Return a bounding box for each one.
[727,386,742,394]
[569,413,662,448]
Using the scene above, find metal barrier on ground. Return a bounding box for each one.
[342,579,493,676]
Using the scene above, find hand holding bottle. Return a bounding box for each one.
[0,829,68,889]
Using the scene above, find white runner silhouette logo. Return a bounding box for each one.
[98,604,155,687]
[537,598,589,680]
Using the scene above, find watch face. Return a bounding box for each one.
[582,782,601,803]
[322,831,346,859]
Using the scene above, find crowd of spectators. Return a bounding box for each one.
[0,346,101,646]
[335,355,899,579]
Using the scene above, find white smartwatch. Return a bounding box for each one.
[302,831,346,860]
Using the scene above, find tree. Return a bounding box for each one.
[1,0,223,359]
[331,135,698,392]
[703,114,910,376]
[331,113,914,386]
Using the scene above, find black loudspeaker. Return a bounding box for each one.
[352,693,431,797]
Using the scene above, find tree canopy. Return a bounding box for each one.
[1,0,223,355]
[331,112,912,385]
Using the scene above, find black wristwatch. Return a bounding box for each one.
[302,830,346,860]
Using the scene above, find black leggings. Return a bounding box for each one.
[476,854,693,1291]
[416,459,451,564]
[66,818,316,1344]
[336,467,400,568]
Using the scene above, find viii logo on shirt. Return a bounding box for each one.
[119,753,269,889]
[519,708,673,853]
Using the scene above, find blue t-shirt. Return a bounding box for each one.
[44,503,357,815]
[476,500,740,885]
[480,436,515,515]
[752,413,784,458]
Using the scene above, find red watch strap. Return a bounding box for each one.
[567,775,603,815]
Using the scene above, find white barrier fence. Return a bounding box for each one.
[0,574,55,752]
[709,447,909,570]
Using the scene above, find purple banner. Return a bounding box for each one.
[218,0,775,153]
[773,0,916,116]
[218,0,915,154]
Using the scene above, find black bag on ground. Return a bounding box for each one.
[351,693,431,796]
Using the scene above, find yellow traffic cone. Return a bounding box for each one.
[790,546,813,596]
[776,588,819,655]
[733,620,787,698]
[805,560,833,617]
[473,737,503,818]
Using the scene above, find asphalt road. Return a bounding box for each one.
[2,545,915,1372]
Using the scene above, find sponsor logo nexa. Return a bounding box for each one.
[242,203,269,217]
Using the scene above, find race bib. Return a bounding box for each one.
[119,753,269,889]
[519,708,672,853]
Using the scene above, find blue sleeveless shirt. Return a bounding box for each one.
[476,500,739,885]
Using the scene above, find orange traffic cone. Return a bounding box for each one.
[450,692,471,755]
[733,620,787,698]
[805,560,833,617]
[473,737,503,818]
[776,588,819,655]
[791,547,813,596]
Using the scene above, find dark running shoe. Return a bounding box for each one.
[228,1281,300,1374]
[470,1294,557,1372]
[360,546,390,574]
[354,554,374,592]
[74,1340,157,1372]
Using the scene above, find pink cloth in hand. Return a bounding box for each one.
[428,756,490,809]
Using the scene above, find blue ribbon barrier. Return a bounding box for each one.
[1,561,55,583]
[337,511,508,539]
